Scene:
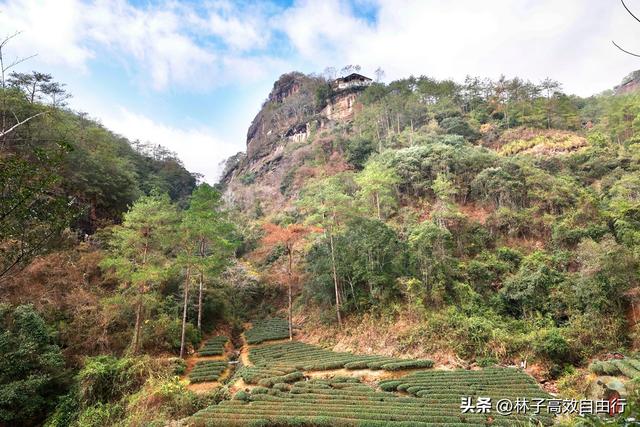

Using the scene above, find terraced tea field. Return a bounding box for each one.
[186,335,232,391]
[244,318,291,344]
[189,360,229,383]
[198,336,229,357]
[191,376,553,426]
[590,357,640,379]
[378,368,548,400]
[249,340,433,372]
[189,319,554,426]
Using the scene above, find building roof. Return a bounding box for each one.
[336,73,372,83]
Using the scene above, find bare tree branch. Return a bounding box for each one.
[613,40,640,57]
[0,31,21,50]
[0,111,47,138]
[622,0,640,24]
[5,54,37,72]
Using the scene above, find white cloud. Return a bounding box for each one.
[196,0,274,52]
[0,0,93,69]
[0,0,283,91]
[5,0,634,95]
[96,107,239,183]
[279,0,640,95]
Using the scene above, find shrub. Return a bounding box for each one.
[0,304,66,425]
[168,357,187,376]
[477,357,498,368]
[77,356,156,405]
[534,329,571,365]
[240,172,256,185]
[233,391,249,401]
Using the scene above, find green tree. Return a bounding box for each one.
[100,194,178,354]
[355,158,399,220]
[177,184,235,357]
[499,251,563,317]
[407,220,456,306]
[298,173,356,327]
[0,304,66,425]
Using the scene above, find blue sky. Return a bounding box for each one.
[1,0,639,181]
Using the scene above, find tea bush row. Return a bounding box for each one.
[589,358,640,378]
[244,318,291,344]
[198,336,228,357]
[249,341,433,372]
[189,360,229,383]
[190,377,553,426]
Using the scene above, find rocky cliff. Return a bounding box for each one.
[615,70,640,95]
[220,72,371,213]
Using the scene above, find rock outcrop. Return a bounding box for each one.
[220,71,372,214]
[615,70,640,95]
[245,72,321,160]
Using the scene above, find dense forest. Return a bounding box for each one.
[2,28,640,425]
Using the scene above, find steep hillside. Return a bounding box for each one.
[220,70,640,392]
[4,66,640,427]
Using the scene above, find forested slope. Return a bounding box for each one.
[3,57,640,425]
[222,70,640,389]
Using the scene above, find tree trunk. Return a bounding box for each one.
[197,271,203,332]
[375,192,381,220]
[132,240,149,354]
[179,265,191,358]
[197,238,205,332]
[328,230,342,328]
[132,292,143,354]
[287,249,293,341]
[410,119,414,145]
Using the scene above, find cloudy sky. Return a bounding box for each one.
[1,0,639,181]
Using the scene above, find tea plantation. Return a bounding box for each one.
[190,376,553,426]
[198,336,229,356]
[378,368,549,400]
[249,340,434,372]
[187,321,555,426]
[189,360,229,383]
[244,318,291,344]
[589,357,640,379]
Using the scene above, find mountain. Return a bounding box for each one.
[218,69,639,379]
[4,67,640,427]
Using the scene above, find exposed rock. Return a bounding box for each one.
[614,70,640,95]
[220,72,372,214]
[321,90,363,121]
[245,72,323,161]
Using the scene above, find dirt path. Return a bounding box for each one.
[239,334,252,367]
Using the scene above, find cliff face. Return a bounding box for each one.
[321,89,363,121]
[615,70,640,95]
[220,72,370,213]
[245,72,312,160]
